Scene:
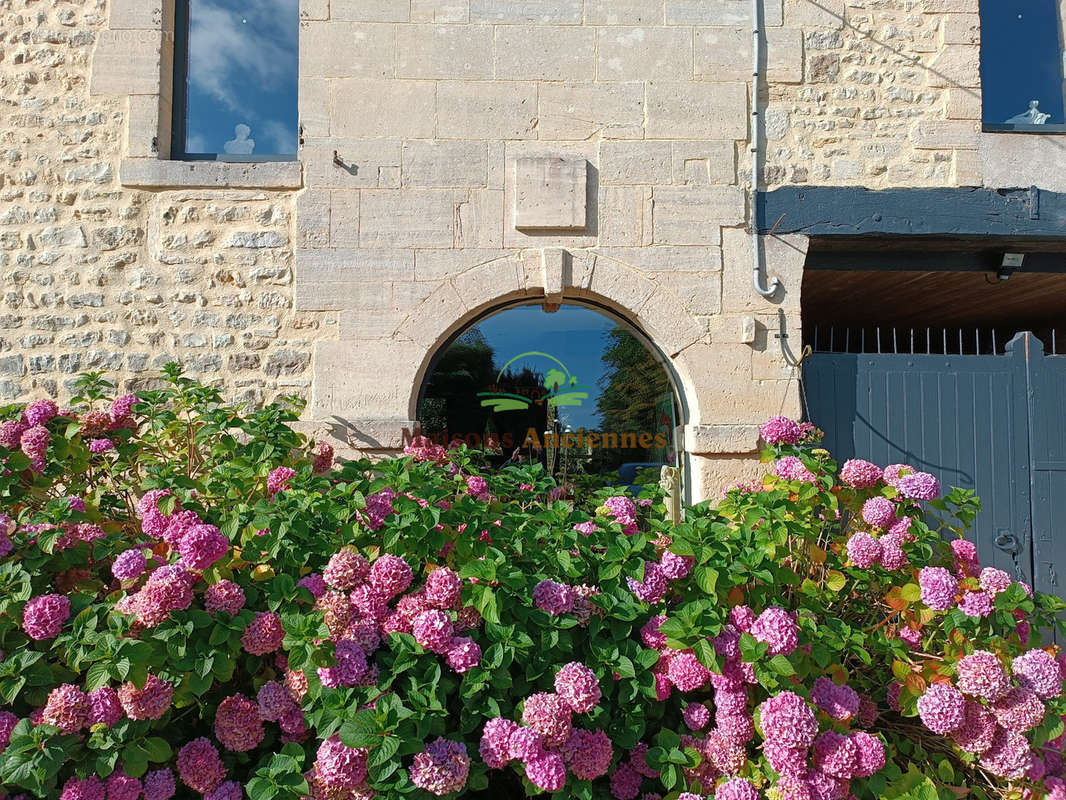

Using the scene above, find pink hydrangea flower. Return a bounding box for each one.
[59,776,106,800]
[425,567,462,609]
[267,466,296,495]
[573,521,598,536]
[812,730,858,778]
[214,693,264,752]
[916,683,966,734]
[533,580,575,616]
[659,550,694,580]
[143,769,175,800]
[0,420,26,450]
[177,738,226,793]
[850,730,886,777]
[667,651,709,692]
[314,735,368,788]
[641,616,667,650]
[951,538,979,575]
[508,726,545,762]
[839,459,882,489]
[715,778,759,800]
[760,416,802,445]
[24,399,58,426]
[775,456,817,483]
[683,703,711,730]
[750,606,799,656]
[956,650,1010,701]
[898,627,921,649]
[89,438,115,453]
[409,738,470,796]
[110,393,138,422]
[1013,649,1063,699]
[241,612,285,655]
[368,554,413,598]
[810,676,859,721]
[609,763,643,800]
[562,728,613,780]
[522,693,572,747]
[465,475,492,502]
[87,686,123,726]
[118,674,173,720]
[204,580,245,616]
[526,750,566,792]
[111,548,147,581]
[19,424,50,470]
[879,532,909,570]
[951,700,997,754]
[958,591,994,618]
[445,636,481,673]
[324,548,370,591]
[979,567,1013,596]
[311,440,334,474]
[758,691,818,748]
[298,573,327,599]
[845,532,882,568]
[412,610,455,654]
[979,728,1032,779]
[992,687,1045,733]
[730,605,756,632]
[898,471,940,500]
[359,487,396,531]
[42,684,89,733]
[23,593,70,640]
[480,718,518,768]
[883,464,913,487]
[204,781,242,800]
[918,566,958,611]
[627,562,669,604]
[107,772,141,800]
[178,524,229,570]
[555,662,601,713]
[861,496,896,529]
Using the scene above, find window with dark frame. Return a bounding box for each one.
[980,0,1066,131]
[172,0,299,161]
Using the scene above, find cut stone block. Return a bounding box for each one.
[513,158,588,231]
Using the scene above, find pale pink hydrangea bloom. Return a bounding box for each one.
[918,566,958,611]
[916,683,966,734]
[839,459,882,489]
[409,738,470,796]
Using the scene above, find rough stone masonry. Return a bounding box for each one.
[0,0,1046,499]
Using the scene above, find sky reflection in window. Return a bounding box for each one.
[183,0,298,157]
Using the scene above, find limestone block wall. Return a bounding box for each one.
[1,0,1036,498]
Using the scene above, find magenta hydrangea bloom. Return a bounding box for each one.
[898,627,921,649]
[445,636,481,673]
[412,610,455,654]
[810,676,859,721]
[1013,649,1063,699]
[178,524,229,570]
[750,606,799,656]
[951,700,997,754]
[812,730,857,778]
[992,686,1045,733]
[425,567,462,609]
[87,686,123,726]
[368,554,413,598]
[861,496,896,529]
[59,776,106,800]
[143,768,175,800]
[609,763,643,800]
[315,735,368,788]
[573,521,598,536]
[466,474,492,502]
[641,616,667,650]
[627,561,669,604]
[775,456,817,483]
[23,398,58,426]
[729,605,756,632]
[0,710,18,751]
[0,420,26,450]
[850,730,886,777]
[717,712,754,746]
[839,459,882,489]
[242,611,284,655]
[89,438,115,453]
[898,470,940,500]
[257,681,300,723]
[42,683,89,733]
[758,691,818,748]
[683,702,711,730]
[956,650,1010,701]
[667,651,709,692]
[522,693,572,747]
[533,580,575,616]
[508,726,545,762]
[107,772,141,800]
[323,548,369,591]
[979,728,1032,779]
[659,550,694,580]
[916,683,966,734]
[760,416,802,445]
[22,593,70,640]
[297,573,327,599]
[879,532,909,570]
[204,781,242,800]
[979,567,1013,596]
[526,750,566,792]
[177,738,226,793]
[214,693,264,752]
[480,718,518,768]
[714,778,758,800]
[562,728,613,780]
[555,662,602,713]
[409,738,470,796]
[958,591,994,618]
[204,580,246,616]
[918,566,958,611]
[118,674,173,721]
[267,466,296,495]
[845,532,882,568]
[111,548,147,581]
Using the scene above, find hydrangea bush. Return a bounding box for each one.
[0,370,1064,800]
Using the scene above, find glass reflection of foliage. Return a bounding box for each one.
[596,327,675,468]
[419,329,495,438]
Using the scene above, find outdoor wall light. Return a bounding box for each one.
[998,253,1025,281]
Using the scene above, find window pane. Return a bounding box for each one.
[981,0,1065,124]
[418,304,679,485]
[182,0,298,156]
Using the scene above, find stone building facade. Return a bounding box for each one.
[0,0,1058,500]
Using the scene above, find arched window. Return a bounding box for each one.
[417,303,680,488]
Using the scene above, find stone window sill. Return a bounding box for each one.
[983,124,1066,134]
[120,159,303,190]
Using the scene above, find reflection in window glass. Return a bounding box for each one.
[180,0,298,158]
[980,0,1065,125]
[418,305,679,487]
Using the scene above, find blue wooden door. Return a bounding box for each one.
[803,333,1042,586]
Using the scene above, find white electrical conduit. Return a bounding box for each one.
[752,0,781,297]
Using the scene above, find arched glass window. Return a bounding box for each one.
[417,303,680,487]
